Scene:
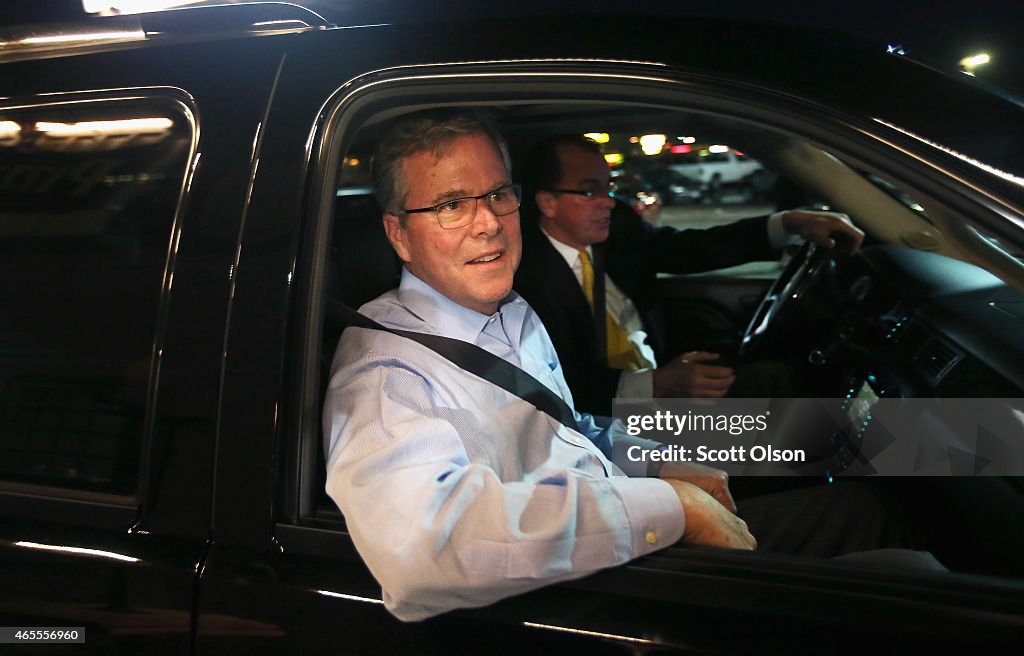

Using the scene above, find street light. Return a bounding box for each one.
[959,52,991,76]
[639,134,666,156]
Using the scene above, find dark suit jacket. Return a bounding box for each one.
[514,203,775,416]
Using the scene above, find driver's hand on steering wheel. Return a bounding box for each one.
[652,351,735,398]
[778,209,864,255]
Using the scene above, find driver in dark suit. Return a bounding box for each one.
[514,135,863,415]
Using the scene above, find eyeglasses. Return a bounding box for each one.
[400,184,522,229]
[541,185,613,200]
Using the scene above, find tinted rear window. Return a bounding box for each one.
[0,96,195,496]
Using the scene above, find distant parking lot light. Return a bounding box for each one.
[604,152,624,166]
[708,144,730,153]
[682,136,696,144]
[583,132,610,144]
[639,134,666,155]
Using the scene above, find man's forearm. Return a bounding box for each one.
[327,458,684,621]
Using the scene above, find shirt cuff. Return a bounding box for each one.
[611,430,664,477]
[608,476,685,557]
[615,367,654,399]
[767,211,797,249]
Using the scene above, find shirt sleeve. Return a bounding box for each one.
[767,211,797,249]
[324,356,685,622]
[609,420,667,477]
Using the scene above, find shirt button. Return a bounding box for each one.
[488,316,497,323]
[646,531,658,545]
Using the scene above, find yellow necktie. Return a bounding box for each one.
[578,250,643,371]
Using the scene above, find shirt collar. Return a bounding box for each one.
[540,224,591,270]
[396,267,527,345]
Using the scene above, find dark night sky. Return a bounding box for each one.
[333,0,1023,93]
[5,0,1022,95]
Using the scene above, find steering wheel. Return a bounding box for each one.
[738,241,829,360]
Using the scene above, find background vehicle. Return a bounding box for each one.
[610,169,663,222]
[1,4,1023,654]
[668,148,764,201]
[643,167,704,205]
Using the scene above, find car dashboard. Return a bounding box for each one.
[824,245,1024,400]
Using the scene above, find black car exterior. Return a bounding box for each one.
[1,5,1023,654]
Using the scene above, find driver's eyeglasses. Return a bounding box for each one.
[541,184,613,200]
[400,184,522,229]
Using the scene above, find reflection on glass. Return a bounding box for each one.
[0,98,192,496]
[0,120,21,147]
[17,31,143,46]
[35,117,173,136]
[82,0,202,15]
[31,117,174,152]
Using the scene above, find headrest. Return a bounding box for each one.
[327,190,402,310]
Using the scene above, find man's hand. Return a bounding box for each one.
[665,479,756,550]
[660,461,736,513]
[779,209,864,255]
[652,351,734,398]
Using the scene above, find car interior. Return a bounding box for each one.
[304,99,1024,582]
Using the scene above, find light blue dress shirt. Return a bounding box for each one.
[323,269,684,621]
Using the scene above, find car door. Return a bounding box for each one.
[0,37,287,653]
[191,28,644,655]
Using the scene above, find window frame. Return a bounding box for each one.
[286,60,1024,531]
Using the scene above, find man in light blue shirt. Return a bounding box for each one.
[323,109,753,621]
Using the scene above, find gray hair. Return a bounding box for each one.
[372,108,511,216]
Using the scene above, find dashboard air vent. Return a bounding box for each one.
[914,338,963,384]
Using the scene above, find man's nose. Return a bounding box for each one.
[597,191,615,209]
[471,201,503,235]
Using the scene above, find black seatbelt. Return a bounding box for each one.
[328,298,580,433]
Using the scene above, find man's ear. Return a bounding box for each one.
[382,213,412,263]
[535,190,558,219]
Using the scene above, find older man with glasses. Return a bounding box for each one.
[323,109,754,622]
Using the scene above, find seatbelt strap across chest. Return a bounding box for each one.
[330,299,581,433]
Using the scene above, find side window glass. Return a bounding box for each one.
[616,132,821,278]
[633,143,795,223]
[0,97,194,496]
[314,143,394,523]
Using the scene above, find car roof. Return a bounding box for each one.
[2,6,1020,203]
[0,2,333,64]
